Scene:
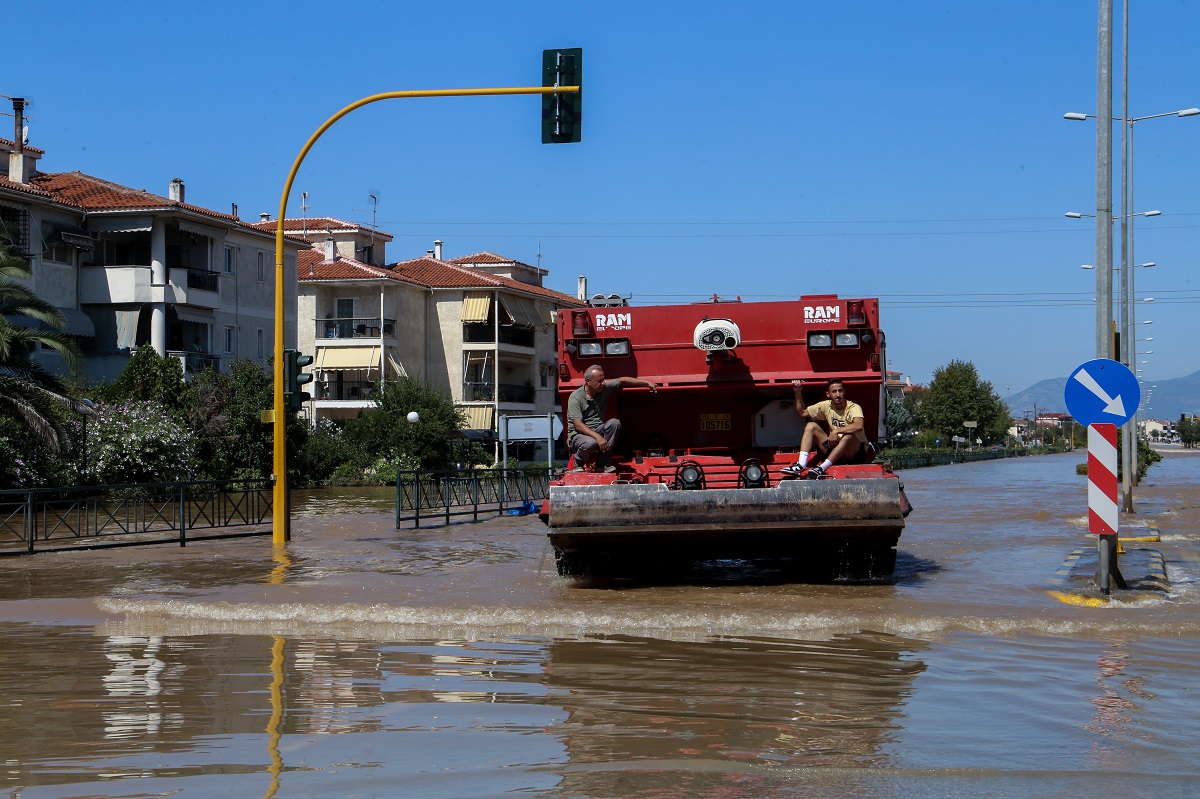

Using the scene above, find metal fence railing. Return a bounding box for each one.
[0,478,273,555]
[881,447,1036,471]
[395,468,553,528]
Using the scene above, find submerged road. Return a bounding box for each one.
[1,450,1199,797]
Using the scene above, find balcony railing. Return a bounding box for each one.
[319,317,396,340]
[186,269,220,292]
[462,324,535,348]
[462,381,535,404]
[316,380,376,401]
[170,351,221,375]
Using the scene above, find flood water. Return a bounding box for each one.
[3,450,1200,798]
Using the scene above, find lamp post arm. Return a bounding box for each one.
[271,85,579,543]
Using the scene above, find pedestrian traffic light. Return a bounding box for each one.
[284,348,314,412]
[542,48,582,144]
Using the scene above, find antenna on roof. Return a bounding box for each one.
[537,242,542,269]
[368,193,378,251]
[300,192,309,239]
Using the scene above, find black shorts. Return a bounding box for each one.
[820,437,874,464]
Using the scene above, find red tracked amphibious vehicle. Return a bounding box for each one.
[540,294,912,581]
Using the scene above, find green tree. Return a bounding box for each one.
[1179,415,1199,448]
[185,358,306,480]
[344,375,470,471]
[919,360,1008,444]
[0,224,86,451]
[95,346,189,416]
[884,394,914,446]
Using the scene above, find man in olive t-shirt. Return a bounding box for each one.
[567,364,658,471]
[780,377,868,478]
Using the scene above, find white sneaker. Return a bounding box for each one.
[780,462,806,477]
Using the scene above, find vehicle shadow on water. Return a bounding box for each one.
[565,550,940,590]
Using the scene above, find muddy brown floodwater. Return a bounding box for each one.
[2,450,1200,798]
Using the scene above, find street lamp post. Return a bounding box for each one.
[1066,104,1196,513]
[268,75,581,544]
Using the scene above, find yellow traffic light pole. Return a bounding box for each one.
[272,84,580,545]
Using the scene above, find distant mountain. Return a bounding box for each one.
[1003,378,1068,417]
[1002,370,1200,422]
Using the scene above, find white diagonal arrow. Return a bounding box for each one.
[1073,368,1126,418]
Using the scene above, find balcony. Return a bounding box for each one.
[316,379,375,401]
[170,268,220,309]
[462,324,535,348]
[79,264,155,304]
[463,381,535,404]
[318,316,396,340]
[170,351,221,376]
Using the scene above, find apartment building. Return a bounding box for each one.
[0,105,304,383]
[256,218,584,452]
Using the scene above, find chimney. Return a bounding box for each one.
[577,275,588,301]
[259,213,271,222]
[169,177,185,203]
[231,203,238,219]
[433,240,443,260]
[426,249,434,258]
[324,237,336,261]
[8,98,34,184]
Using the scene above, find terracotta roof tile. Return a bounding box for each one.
[248,217,393,241]
[449,250,546,274]
[0,175,54,198]
[7,171,306,243]
[0,137,46,155]
[390,256,583,305]
[297,247,427,287]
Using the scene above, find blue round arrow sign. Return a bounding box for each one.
[1063,358,1140,427]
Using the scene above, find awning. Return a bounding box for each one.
[540,305,556,325]
[48,224,94,250]
[3,308,95,337]
[59,308,95,337]
[386,351,407,377]
[172,307,213,325]
[461,291,491,323]
[177,218,222,239]
[506,295,541,327]
[87,215,154,234]
[461,405,495,430]
[317,346,380,370]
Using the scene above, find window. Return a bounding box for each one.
[0,205,30,255]
[257,251,265,283]
[224,246,235,275]
[256,328,264,359]
[42,245,73,265]
[224,326,235,355]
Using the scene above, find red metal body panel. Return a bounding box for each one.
[556,296,884,470]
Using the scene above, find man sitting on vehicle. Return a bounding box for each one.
[567,364,658,472]
[781,377,869,479]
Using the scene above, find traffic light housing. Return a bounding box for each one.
[542,48,582,144]
[284,349,314,412]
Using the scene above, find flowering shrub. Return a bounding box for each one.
[0,417,78,489]
[88,401,197,485]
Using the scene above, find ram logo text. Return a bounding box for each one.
[595,312,632,331]
[803,305,840,323]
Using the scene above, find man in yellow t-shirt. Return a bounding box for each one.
[780,377,869,479]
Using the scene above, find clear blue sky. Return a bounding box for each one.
[10,1,1200,395]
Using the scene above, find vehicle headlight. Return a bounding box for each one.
[579,340,602,356]
[835,332,859,347]
[808,332,832,348]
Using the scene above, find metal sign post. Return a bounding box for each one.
[1065,359,1139,594]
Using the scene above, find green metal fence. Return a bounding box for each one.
[881,447,1035,470]
[395,468,553,528]
[0,479,273,555]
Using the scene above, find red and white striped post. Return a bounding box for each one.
[1087,423,1118,536]
[1087,423,1124,593]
